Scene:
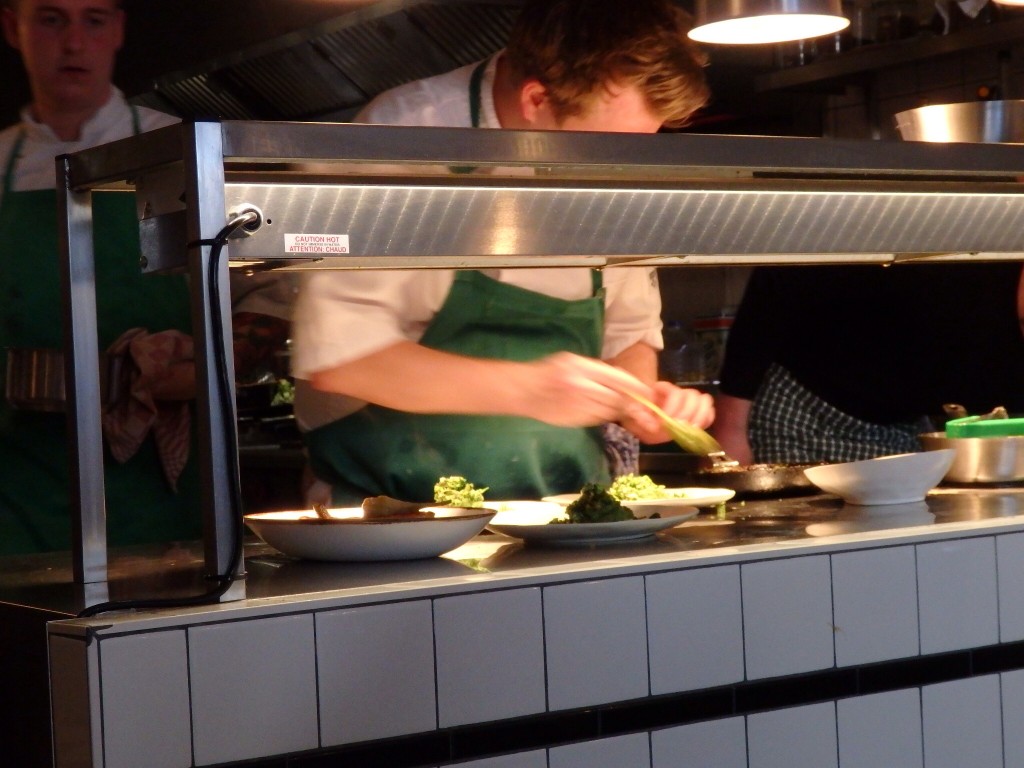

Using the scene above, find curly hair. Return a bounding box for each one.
[503,0,710,128]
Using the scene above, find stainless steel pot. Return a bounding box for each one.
[919,431,1024,483]
[5,348,121,412]
[895,100,1024,144]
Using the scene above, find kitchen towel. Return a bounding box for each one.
[101,327,193,490]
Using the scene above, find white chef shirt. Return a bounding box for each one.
[0,90,300,320]
[0,87,178,205]
[291,56,664,428]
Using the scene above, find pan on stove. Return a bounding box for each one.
[639,452,823,499]
[687,462,823,498]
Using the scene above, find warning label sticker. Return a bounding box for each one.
[284,234,350,254]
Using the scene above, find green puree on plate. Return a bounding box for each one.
[560,483,636,523]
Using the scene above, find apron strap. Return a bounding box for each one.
[468,58,488,129]
[2,106,141,196]
[2,129,26,196]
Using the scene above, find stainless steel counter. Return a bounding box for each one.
[6,485,1024,768]
[3,486,1021,618]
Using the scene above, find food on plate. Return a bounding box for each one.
[558,483,637,524]
[433,475,488,507]
[608,473,671,501]
[361,496,436,520]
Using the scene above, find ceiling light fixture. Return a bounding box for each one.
[689,0,850,45]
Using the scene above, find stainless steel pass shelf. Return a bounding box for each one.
[65,120,1024,269]
[56,120,1024,603]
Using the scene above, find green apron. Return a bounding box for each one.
[305,270,611,504]
[0,118,201,554]
[306,60,609,503]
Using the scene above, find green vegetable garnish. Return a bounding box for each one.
[558,483,636,524]
[433,476,488,508]
[271,378,295,406]
[608,473,669,501]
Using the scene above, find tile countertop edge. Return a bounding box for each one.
[46,512,1024,637]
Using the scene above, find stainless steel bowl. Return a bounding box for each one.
[6,348,67,412]
[5,348,121,412]
[919,431,1024,483]
[895,100,1024,144]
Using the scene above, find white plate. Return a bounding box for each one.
[244,507,494,562]
[542,487,735,508]
[485,501,699,546]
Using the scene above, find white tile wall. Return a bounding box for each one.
[434,588,546,727]
[316,600,436,746]
[1002,669,1024,767]
[50,634,99,768]
[189,613,319,765]
[922,675,1003,768]
[997,533,1024,642]
[747,701,838,768]
[831,546,919,666]
[825,42,1024,139]
[99,631,192,768]
[548,732,651,768]
[453,750,547,768]
[916,54,965,91]
[741,555,835,679]
[646,565,744,694]
[544,576,648,711]
[917,537,999,654]
[650,717,747,768]
[836,689,922,768]
[70,523,1024,767]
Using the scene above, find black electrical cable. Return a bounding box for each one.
[77,212,257,618]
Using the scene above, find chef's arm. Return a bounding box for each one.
[710,392,754,465]
[610,341,716,442]
[309,341,658,428]
[607,341,658,385]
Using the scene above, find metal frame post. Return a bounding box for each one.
[182,122,246,598]
[57,156,108,584]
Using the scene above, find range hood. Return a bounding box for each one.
[122,0,522,122]
[116,0,775,127]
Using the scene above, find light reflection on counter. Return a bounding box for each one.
[5,486,1024,614]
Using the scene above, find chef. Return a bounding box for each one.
[0,0,201,553]
[292,0,715,504]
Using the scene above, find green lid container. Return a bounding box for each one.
[946,416,1024,438]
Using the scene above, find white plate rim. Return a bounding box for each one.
[486,506,700,545]
[244,507,495,561]
[542,487,735,507]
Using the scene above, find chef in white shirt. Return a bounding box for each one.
[292,0,715,505]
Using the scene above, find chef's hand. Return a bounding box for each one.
[516,351,655,427]
[620,381,715,445]
[709,392,754,464]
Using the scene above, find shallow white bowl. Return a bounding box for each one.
[245,507,494,562]
[802,450,956,506]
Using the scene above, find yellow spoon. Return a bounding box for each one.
[626,391,728,458]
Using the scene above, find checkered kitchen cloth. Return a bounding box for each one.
[101,328,193,490]
[749,364,923,464]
